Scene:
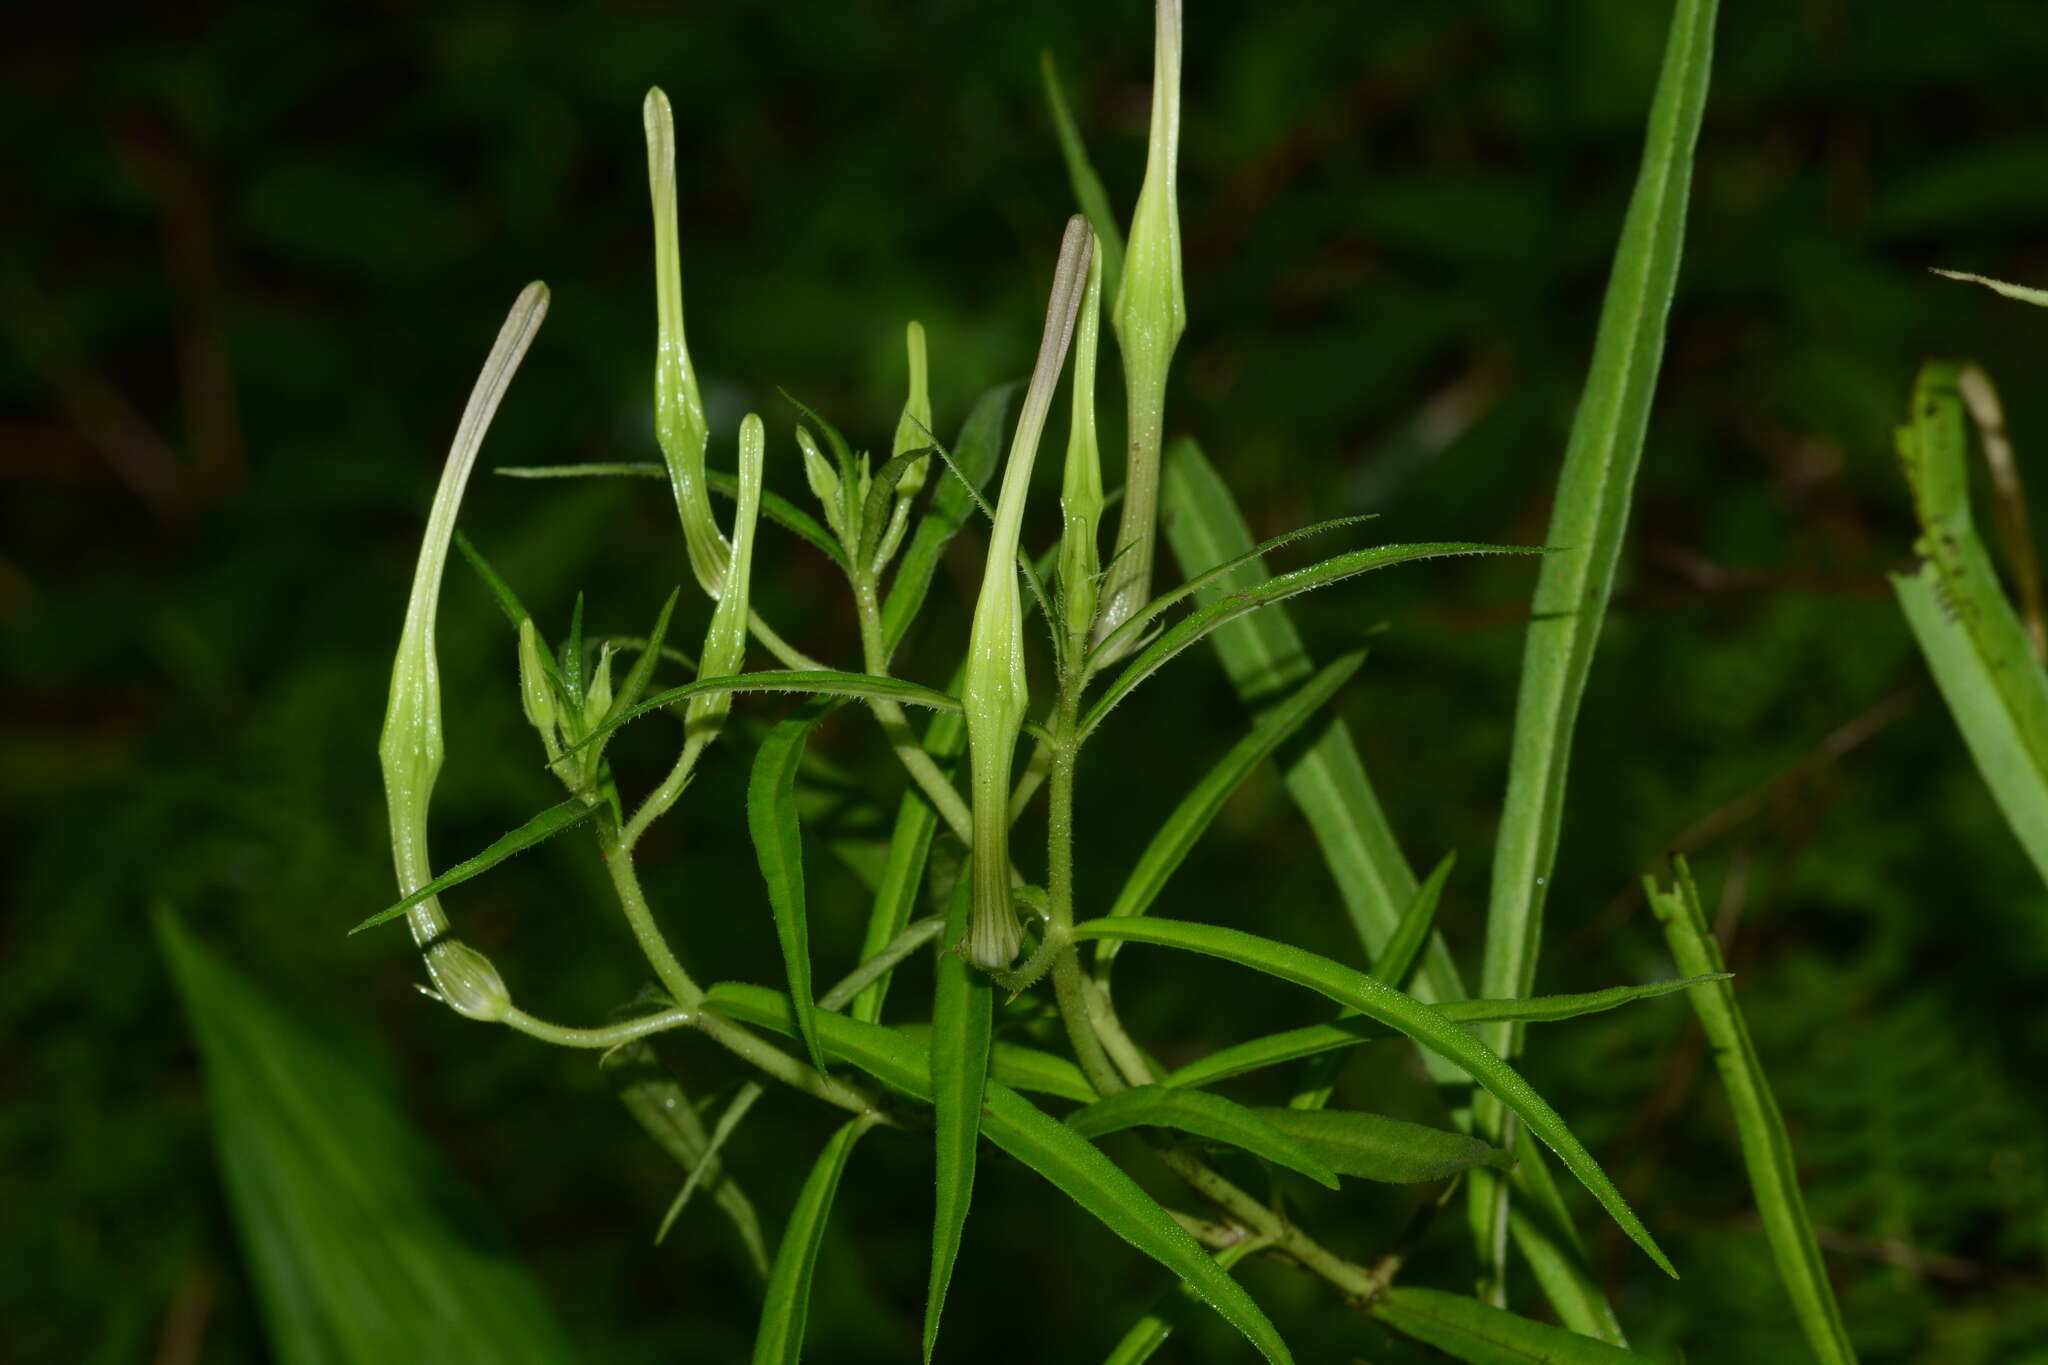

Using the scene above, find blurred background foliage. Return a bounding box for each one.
[6,0,2048,1360]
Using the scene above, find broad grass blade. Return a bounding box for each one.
[1370,1287,1655,1364]
[704,983,1295,1365]
[1065,1085,1342,1188]
[751,1117,874,1365]
[1648,863,1857,1364]
[157,911,574,1364]
[925,876,992,1361]
[748,700,842,1073]
[1474,0,1718,1298]
[1068,917,1673,1277]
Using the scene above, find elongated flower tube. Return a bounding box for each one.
[645,87,732,601]
[1059,233,1106,657]
[963,216,1093,968]
[1094,0,1185,653]
[686,413,766,743]
[380,281,548,964]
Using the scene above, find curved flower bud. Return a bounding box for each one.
[380,282,548,947]
[645,87,732,600]
[963,217,1093,968]
[688,413,766,742]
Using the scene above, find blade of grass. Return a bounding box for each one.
[1040,49,1126,303]
[1069,917,1674,1277]
[1216,977,1717,1091]
[1251,1106,1510,1184]
[748,700,842,1073]
[1369,1287,1655,1364]
[1082,540,1541,738]
[1164,976,1719,1091]
[606,1042,770,1276]
[704,983,1295,1365]
[925,875,992,1362]
[1065,1085,1342,1189]
[1891,361,2048,887]
[158,910,576,1364]
[1160,439,1464,1004]
[1647,861,1856,1365]
[1095,651,1366,973]
[655,1082,764,1245]
[350,799,599,936]
[1288,850,1456,1110]
[1473,0,1718,1299]
[751,1116,875,1365]
[1509,1141,1628,1345]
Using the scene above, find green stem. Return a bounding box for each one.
[855,570,974,842]
[503,1005,693,1049]
[622,733,709,853]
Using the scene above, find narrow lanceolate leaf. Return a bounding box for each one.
[1040,49,1126,304]
[455,530,542,641]
[656,1083,764,1245]
[990,1042,1096,1102]
[1066,1085,1341,1189]
[644,87,730,600]
[703,983,1294,1365]
[1161,439,1463,1004]
[748,700,842,1074]
[158,912,575,1365]
[1475,0,1717,1297]
[1082,540,1540,738]
[1891,362,2048,888]
[1251,1107,1511,1184]
[606,1042,770,1276]
[609,588,681,727]
[883,382,1019,656]
[495,463,846,568]
[1370,1287,1656,1365]
[1095,652,1367,977]
[1102,1239,1262,1365]
[851,699,965,1023]
[1931,267,2048,307]
[1510,1141,1628,1345]
[1164,976,1718,1091]
[1289,850,1456,1110]
[1649,864,1857,1365]
[351,799,599,935]
[751,1117,874,1365]
[1068,917,1674,1277]
[564,670,962,760]
[380,282,549,950]
[926,875,993,1362]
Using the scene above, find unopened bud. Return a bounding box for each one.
[425,939,512,1022]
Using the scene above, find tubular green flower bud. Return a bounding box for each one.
[891,319,932,497]
[963,217,1093,969]
[1095,0,1185,653]
[1059,234,1106,654]
[798,424,847,544]
[425,939,513,1022]
[517,616,556,740]
[582,643,615,736]
[687,413,765,741]
[381,282,549,948]
[645,87,732,601]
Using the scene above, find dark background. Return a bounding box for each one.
[7,1,2048,1360]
